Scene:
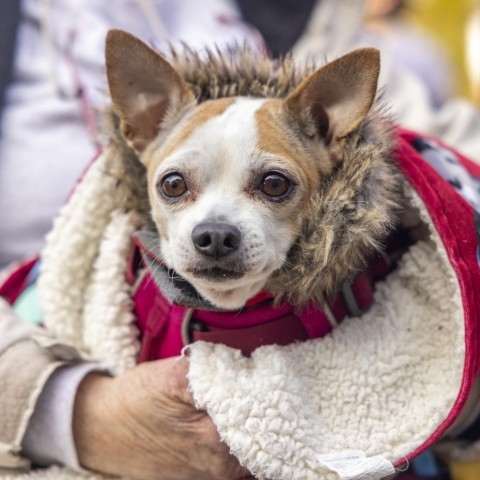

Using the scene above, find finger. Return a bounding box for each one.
[197,421,253,479]
[221,455,253,480]
[206,448,252,480]
[230,464,253,479]
[168,356,196,404]
[143,356,194,402]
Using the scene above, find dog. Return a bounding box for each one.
[4,29,480,480]
[105,30,394,312]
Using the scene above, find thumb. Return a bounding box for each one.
[144,355,196,405]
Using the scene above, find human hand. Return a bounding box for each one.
[73,356,252,480]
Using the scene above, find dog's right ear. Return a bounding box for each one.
[106,30,193,153]
[283,48,380,164]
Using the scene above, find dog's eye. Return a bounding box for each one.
[161,173,187,198]
[261,172,290,199]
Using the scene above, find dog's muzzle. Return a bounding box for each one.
[191,222,241,260]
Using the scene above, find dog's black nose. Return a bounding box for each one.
[191,222,241,259]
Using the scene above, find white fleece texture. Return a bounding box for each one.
[38,153,141,373]
[187,189,465,480]
[82,210,141,373]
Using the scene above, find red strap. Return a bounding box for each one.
[193,313,309,356]
[188,266,383,355]
[351,272,374,310]
[245,290,274,307]
[132,235,160,262]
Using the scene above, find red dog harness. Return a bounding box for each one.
[131,234,399,360]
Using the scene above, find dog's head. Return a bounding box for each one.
[106,30,380,309]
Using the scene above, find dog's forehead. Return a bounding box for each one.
[193,97,266,147]
[152,97,294,170]
[173,97,267,159]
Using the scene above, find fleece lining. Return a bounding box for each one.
[32,155,466,480]
[187,187,465,480]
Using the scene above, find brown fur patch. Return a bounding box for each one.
[255,100,321,195]
[144,98,236,185]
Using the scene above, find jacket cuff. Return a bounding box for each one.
[21,363,104,470]
[0,339,65,470]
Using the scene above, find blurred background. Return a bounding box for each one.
[0,1,480,480]
[407,0,480,104]
[237,0,480,106]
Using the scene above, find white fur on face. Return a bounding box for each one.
[150,98,304,309]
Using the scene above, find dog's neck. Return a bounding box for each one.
[133,228,221,310]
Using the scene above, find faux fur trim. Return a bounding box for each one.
[169,47,313,102]
[267,114,399,304]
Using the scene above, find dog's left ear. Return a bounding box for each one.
[283,48,380,159]
[106,29,194,153]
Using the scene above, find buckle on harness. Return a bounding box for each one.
[341,280,369,318]
[181,308,208,345]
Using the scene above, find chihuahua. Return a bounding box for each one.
[105,30,383,311]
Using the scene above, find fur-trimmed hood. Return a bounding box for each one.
[105,47,400,307]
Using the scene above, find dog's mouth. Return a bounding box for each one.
[189,267,245,282]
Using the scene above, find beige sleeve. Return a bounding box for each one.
[0,298,82,472]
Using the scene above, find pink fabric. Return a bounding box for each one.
[192,313,309,356]
[0,257,37,305]
[133,277,185,361]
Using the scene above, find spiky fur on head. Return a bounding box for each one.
[105,47,400,307]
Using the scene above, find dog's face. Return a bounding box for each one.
[106,30,380,309]
[144,96,319,309]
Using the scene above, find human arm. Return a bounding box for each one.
[73,356,252,480]
[0,297,250,479]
